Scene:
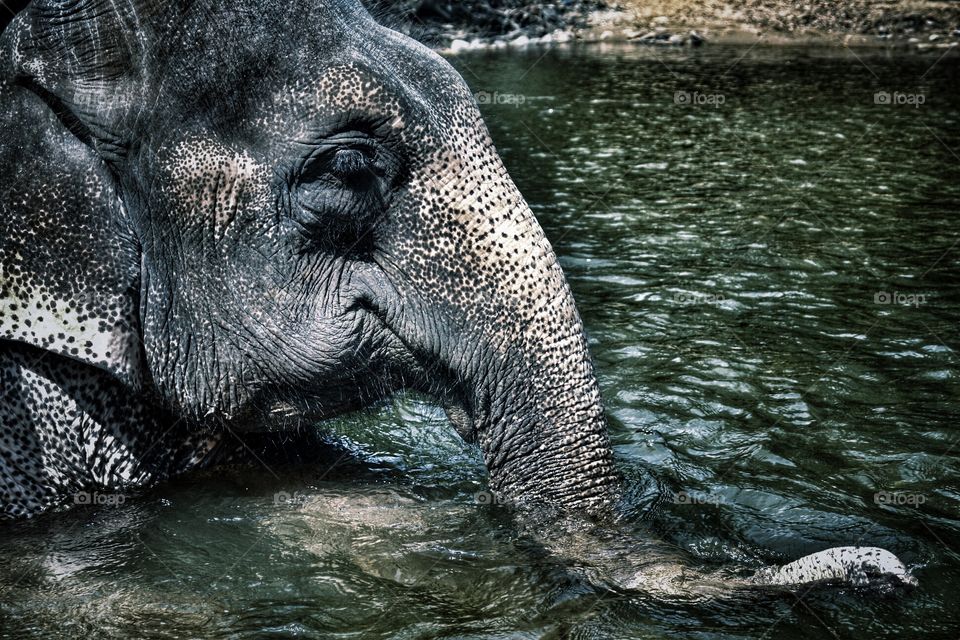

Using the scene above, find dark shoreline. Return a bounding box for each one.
[364,1,960,52]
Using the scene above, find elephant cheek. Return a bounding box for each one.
[158,138,271,243]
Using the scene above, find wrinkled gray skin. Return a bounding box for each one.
[0,0,913,595]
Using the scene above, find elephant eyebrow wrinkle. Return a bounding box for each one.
[21,83,91,150]
[301,111,398,138]
[15,76,127,161]
[291,111,404,159]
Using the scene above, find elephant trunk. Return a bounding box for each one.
[466,290,618,514]
[364,127,917,592]
[424,208,618,513]
[370,150,619,514]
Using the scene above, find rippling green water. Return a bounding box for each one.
[2,44,958,639]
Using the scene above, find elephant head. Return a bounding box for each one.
[0,0,618,514]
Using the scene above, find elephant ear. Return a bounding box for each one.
[0,0,155,387]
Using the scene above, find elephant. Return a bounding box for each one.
[0,0,914,595]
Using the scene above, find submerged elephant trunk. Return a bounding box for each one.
[750,546,917,588]
[347,101,914,592]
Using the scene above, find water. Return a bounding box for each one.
[2,44,959,638]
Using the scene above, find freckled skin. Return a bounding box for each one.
[0,0,915,593]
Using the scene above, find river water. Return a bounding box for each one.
[1,43,958,639]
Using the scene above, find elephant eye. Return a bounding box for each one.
[291,140,390,249]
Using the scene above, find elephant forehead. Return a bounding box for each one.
[256,63,410,139]
[255,40,475,144]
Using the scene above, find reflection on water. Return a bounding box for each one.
[2,44,959,638]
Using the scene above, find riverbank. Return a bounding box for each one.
[610,0,960,49]
[365,1,960,52]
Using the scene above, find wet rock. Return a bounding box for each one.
[634,30,669,42]
[623,28,706,47]
[631,30,658,42]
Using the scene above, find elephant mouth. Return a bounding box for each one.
[230,303,479,439]
[238,384,476,445]
[346,295,484,439]
[242,390,474,446]
[232,392,369,433]
[441,397,476,441]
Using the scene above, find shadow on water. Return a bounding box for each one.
[1,43,959,638]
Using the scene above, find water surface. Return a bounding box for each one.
[2,43,959,639]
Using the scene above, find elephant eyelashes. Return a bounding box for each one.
[331,148,371,179]
[298,142,381,189]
